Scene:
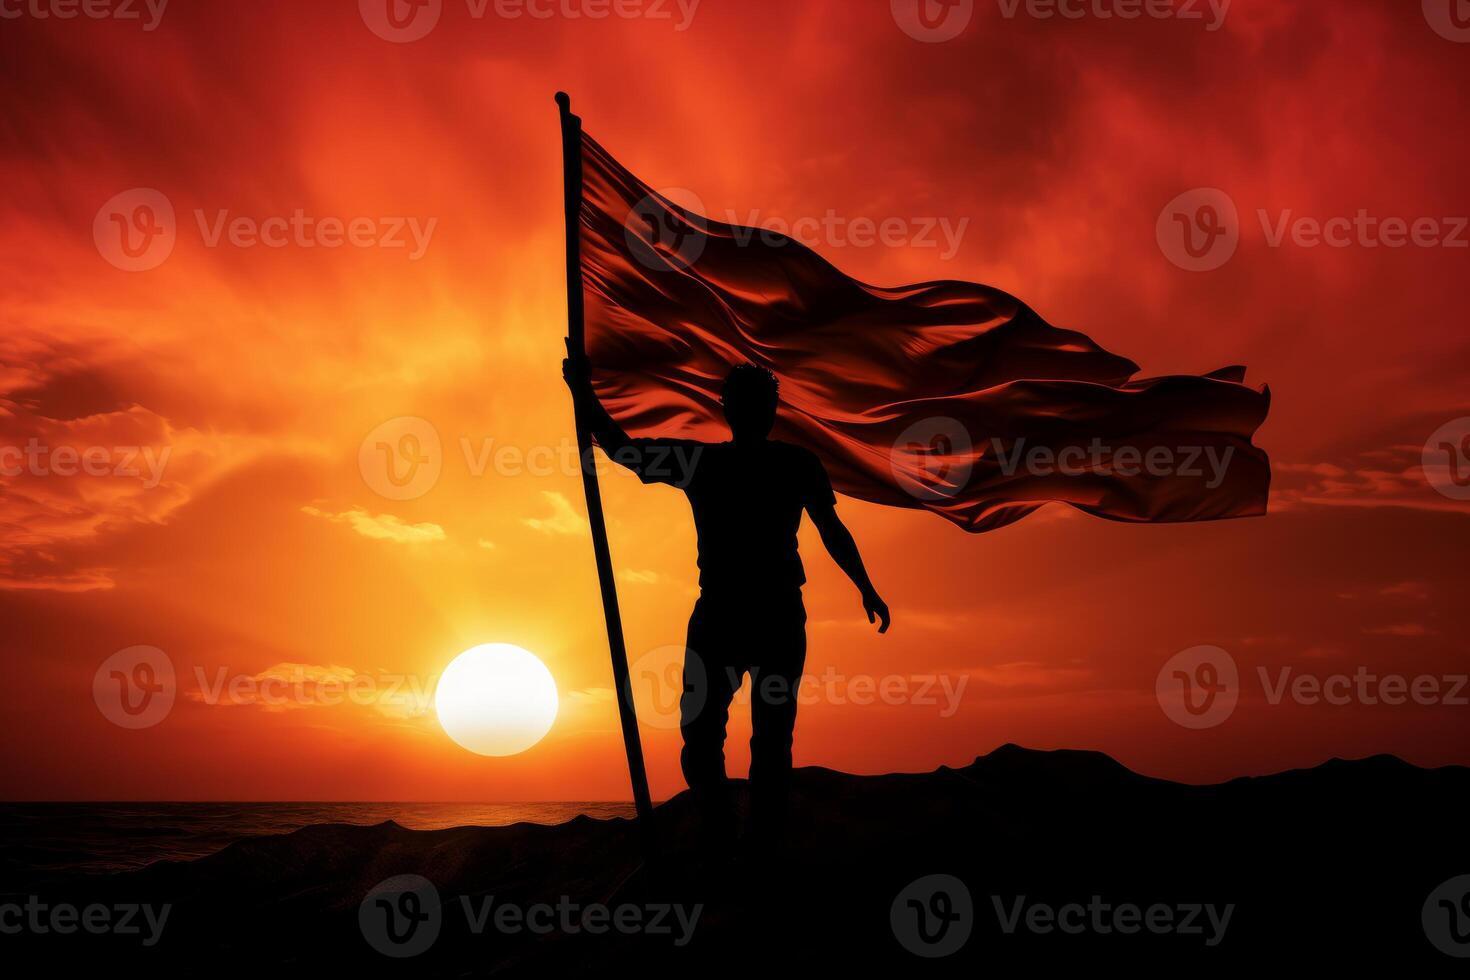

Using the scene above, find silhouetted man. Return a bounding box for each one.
[564,354,890,852]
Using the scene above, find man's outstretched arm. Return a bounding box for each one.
[808,503,891,633]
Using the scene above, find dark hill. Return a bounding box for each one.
[8,745,1468,973]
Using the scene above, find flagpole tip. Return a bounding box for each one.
[554,91,571,111]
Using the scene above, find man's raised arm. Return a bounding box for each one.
[562,345,633,456]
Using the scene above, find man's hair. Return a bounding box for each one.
[721,363,780,407]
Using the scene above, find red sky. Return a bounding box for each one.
[1,0,1467,800]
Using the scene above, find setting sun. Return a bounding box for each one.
[435,644,560,757]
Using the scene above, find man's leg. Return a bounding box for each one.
[679,598,741,851]
[747,593,808,845]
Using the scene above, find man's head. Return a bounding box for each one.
[721,363,779,442]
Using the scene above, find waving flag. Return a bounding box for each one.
[575,130,1270,532]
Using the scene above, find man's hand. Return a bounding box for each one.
[863,589,891,634]
[562,339,592,394]
[561,341,636,455]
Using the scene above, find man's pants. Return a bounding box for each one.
[679,590,807,846]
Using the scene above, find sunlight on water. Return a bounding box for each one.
[0,802,637,883]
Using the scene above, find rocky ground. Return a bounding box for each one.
[5,744,1467,973]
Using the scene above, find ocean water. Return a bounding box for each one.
[0,802,636,885]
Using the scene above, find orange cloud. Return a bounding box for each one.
[301,505,447,544]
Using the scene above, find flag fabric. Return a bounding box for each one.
[576,131,1270,533]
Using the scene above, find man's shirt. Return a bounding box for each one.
[621,438,836,595]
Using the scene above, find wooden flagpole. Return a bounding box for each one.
[555,91,658,860]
